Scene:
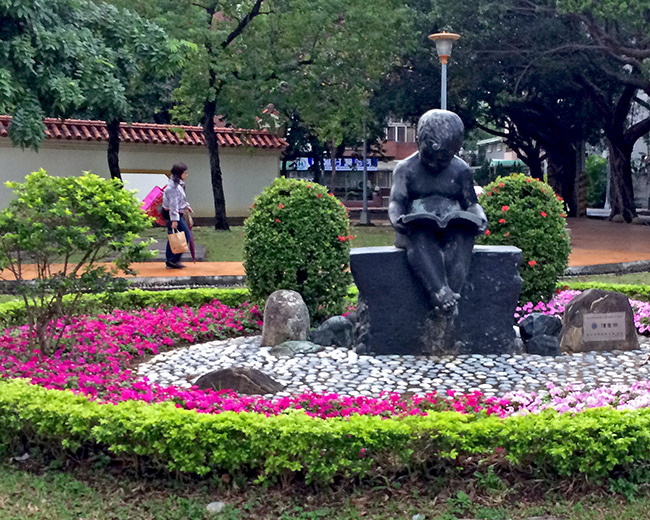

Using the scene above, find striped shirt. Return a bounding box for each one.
[162,179,189,222]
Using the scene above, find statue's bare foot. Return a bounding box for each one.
[432,286,460,314]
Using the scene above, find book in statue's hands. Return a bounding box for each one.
[397,195,488,231]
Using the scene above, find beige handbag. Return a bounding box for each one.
[168,229,188,254]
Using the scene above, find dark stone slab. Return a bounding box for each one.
[519,313,563,340]
[195,367,284,395]
[350,245,522,355]
[525,335,562,356]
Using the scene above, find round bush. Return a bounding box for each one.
[477,173,571,303]
[243,177,353,323]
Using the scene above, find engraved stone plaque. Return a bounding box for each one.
[583,312,626,342]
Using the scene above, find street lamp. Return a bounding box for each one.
[358,98,373,226]
[428,31,460,110]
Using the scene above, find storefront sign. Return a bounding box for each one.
[286,157,378,172]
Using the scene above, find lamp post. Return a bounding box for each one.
[358,98,372,226]
[428,31,460,110]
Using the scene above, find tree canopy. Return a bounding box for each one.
[1,0,181,150]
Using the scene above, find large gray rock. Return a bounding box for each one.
[560,289,638,353]
[350,245,522,355]
[519,313,562,340]
[525,335,561,356]
[519,313,562,356]
[309,315,354,348]
[194,367,284,395]
[260,290,310,347]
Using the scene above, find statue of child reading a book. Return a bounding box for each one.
[388,109,488,315]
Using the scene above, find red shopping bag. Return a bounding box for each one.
[141,186,166,226]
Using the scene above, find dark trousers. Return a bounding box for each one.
[162,210,192,263]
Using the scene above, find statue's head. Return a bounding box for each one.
[416,110,464,171]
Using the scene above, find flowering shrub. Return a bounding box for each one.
[503,381,650,416]
[244,177,353,323]
[517,289,650,335]
[0,300,262,398]
[0,170,153,353]
[0,287,251,329]
[5,378,650,484]
[477,174,571,303]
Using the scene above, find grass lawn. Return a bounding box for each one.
[141,224,397,262]
[561,272,650,285]
[144,225,650,286]
[3,460,650,520]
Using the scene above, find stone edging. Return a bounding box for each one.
[564,259,650,277]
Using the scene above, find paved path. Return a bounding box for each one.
[3,217,650,281]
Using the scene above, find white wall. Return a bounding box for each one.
[0,139,281,218]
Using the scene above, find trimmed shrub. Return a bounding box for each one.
[477,174,571,303]
[560,282,650,303]
[3,378,650,485]
[244,177,353,323]
[0,287,251,329]
[0,170,152,353]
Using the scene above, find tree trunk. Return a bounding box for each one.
[202,101,230,230]
[547,143,578,216]
[309,138,322,184]
[607,138,637,222]
[529,160,544,181]
[329,141,337,193]
[520,152,544,180]
[106,119,122,181]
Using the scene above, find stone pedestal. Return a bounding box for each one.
[350,245,522,355]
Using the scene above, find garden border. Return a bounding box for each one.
[2,378,650,485]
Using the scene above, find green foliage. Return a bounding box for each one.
[5,378,650,486]
[477,174,571,303]
[0,0,182,149]
[0,170,152,352]
[446,490,473,517]
[586,155,607,208]
[236,0,415,146]
[0,287,251,329]
[244,178,352,323]
[560,281,650,302]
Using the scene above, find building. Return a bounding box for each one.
[0,116,286,220]
[283,117,418,208]
[476,136,524,168]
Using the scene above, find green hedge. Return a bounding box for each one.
[560,282,650,302]
[2,378,650,485]
[0,287,251,328]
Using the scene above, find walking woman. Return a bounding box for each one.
[162,162,193,269]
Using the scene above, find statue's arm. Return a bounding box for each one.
[388,167,409,234]
[459,165,488,233]
[459,165,479,209]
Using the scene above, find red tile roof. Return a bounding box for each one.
[0,116,287,149]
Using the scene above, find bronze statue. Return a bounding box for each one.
[389,109,487,315]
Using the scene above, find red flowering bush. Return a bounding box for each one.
[244,177,353,323]
[477,173,571,303]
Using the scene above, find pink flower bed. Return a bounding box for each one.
[0,298,514,418]
[517,289,650,335]
[0,301,262,399]
[501,381,650,416]
[1,291,650,421]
